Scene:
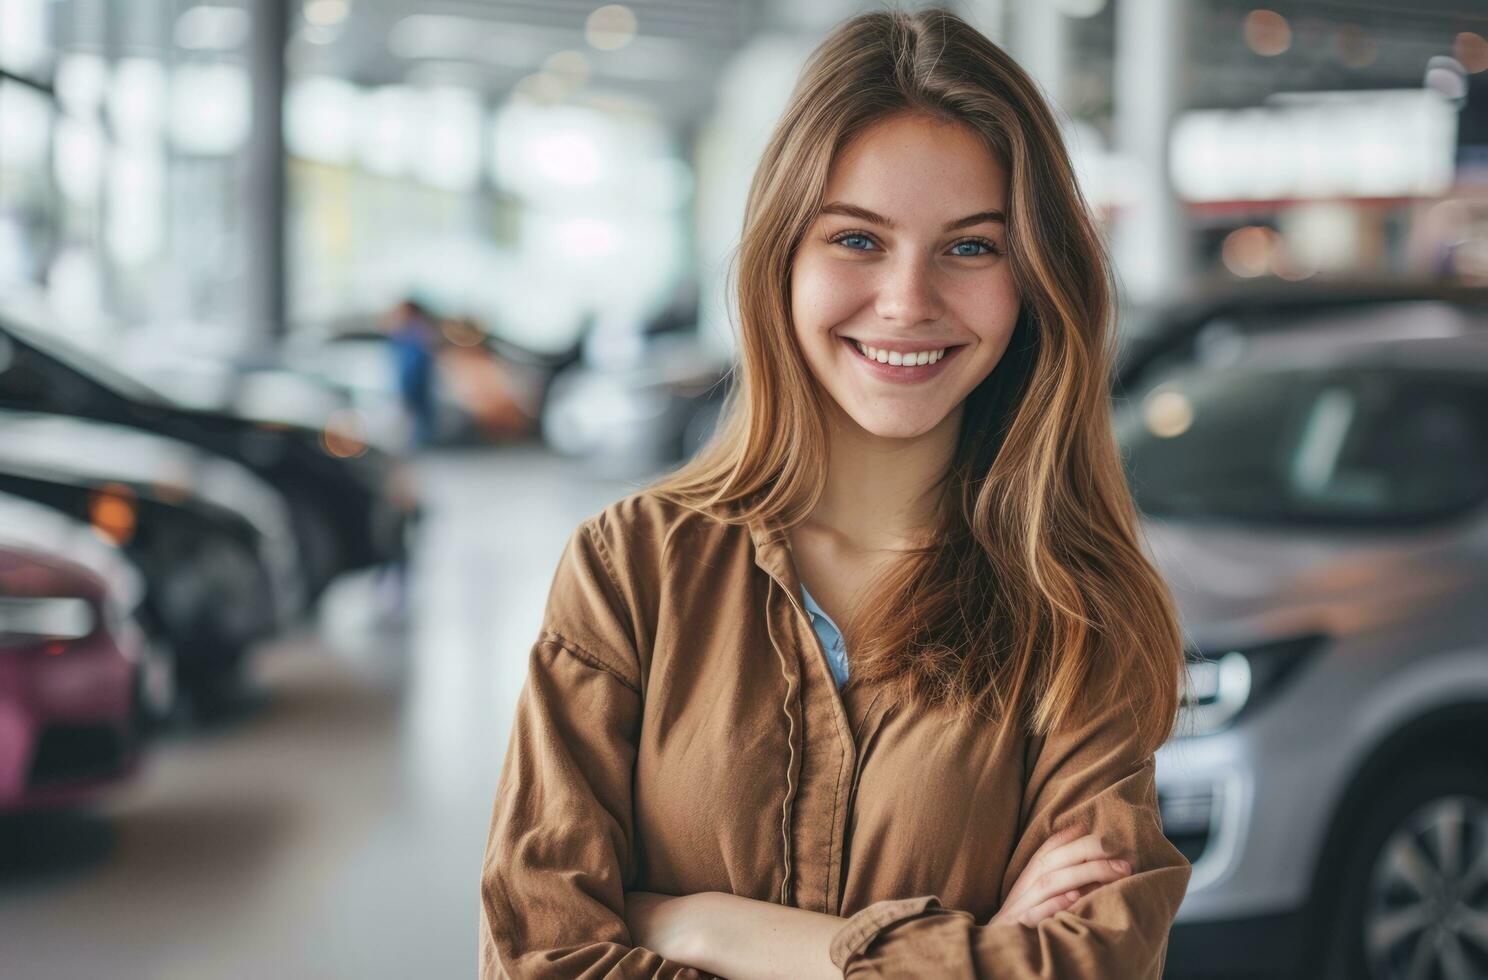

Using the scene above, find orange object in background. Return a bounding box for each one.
[435,340,539,443]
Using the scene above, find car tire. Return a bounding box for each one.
[289,495,344,599]
[1315,756,1488,980]
[132,634,180,736]
[176,645,247,715]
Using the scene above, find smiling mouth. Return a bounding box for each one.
[841,337,968,367]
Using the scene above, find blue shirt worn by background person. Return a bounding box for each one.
[800,583,849,689]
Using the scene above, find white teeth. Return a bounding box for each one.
[852,340,948,366]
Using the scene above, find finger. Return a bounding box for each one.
[1041,823,1087,852]
[1003,824,1087,906]
[1030,833,1119,884]
[1010,857,1132,918]
[1005,826,1118,904]
[1016,872,1120,928]
[1005,828,1105,907]
[1038,857,1132,901]
[1017,888,1082,927]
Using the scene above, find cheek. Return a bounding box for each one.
[791,254,869,331]
[951,282,1021,347]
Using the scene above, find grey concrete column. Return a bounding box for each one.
[1113,0,1189,307]
[245,0,289,336]
[1008,0,1066,112]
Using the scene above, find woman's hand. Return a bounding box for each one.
[624,891,703,963]
[990,823,1134,929]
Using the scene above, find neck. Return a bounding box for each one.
[806,399,962,553]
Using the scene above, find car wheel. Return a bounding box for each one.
[291,497,344,597]
[1318,758,1488,980]
[176,645,247,713]
[133,634,180,735]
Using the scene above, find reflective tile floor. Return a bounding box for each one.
[0,446,641,979]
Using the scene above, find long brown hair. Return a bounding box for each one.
[649,6,1188,757]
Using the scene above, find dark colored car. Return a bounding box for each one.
[0,305,416,601]
[0,545,143,811]
[0,411,299,698]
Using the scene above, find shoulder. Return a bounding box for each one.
[576,487,744,583]
[543,488,744,683]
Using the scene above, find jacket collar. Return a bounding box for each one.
[743,503,803,600]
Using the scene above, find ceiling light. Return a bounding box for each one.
[304,0,349,28]
[586,5,637,51]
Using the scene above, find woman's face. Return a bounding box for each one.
[790,112,1022,441]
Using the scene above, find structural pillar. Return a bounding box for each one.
[245,0,289,336]
[1113,0,1189,307]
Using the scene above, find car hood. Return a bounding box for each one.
[0,411,295,542]
[1138,515,1479,646]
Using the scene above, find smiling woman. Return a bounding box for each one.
[790,112,1020,442]
[480,7,1192,979]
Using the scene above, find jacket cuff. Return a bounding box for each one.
[828,895,947,971]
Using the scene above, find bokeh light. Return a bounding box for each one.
[1142,388,1195,439]
[1244,10,1292,57]
[88,484,138,545]
[586,4,638,51]
[1454,32,1488,73]
[1220,225,1278,279]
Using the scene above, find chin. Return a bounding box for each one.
[846,410,946,441]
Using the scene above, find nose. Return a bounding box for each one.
[874,252,943,326]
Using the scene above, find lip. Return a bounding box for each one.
[841,336,966,383]
[843,337,967,354]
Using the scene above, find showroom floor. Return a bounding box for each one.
[0,445,642,980]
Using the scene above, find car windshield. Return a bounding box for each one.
[1116,362,1488,526]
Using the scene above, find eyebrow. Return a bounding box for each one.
[817,201,1006,231]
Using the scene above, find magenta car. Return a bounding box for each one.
[0,545,142,811]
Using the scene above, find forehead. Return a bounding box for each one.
[822,113,1008,209]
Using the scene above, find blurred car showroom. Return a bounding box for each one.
[3,0,1488,978]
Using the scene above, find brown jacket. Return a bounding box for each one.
[479,490,1191,977]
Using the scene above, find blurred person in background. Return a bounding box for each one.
[479,8,1190,978]
[384,296,442,451]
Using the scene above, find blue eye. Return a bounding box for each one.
[833,233,875,251]
[951,239,999,257]
[828,230,1001,257]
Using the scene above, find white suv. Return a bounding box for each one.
[1117,285,1488,980]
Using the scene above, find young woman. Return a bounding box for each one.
[481,8,1193,978]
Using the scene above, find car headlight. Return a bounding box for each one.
[0,596,97,647]
[1177,632,1329,737]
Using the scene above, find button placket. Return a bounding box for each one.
[748,524,862,914]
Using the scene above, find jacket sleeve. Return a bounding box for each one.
[827,652,1192,978]
[479,521,712,979]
